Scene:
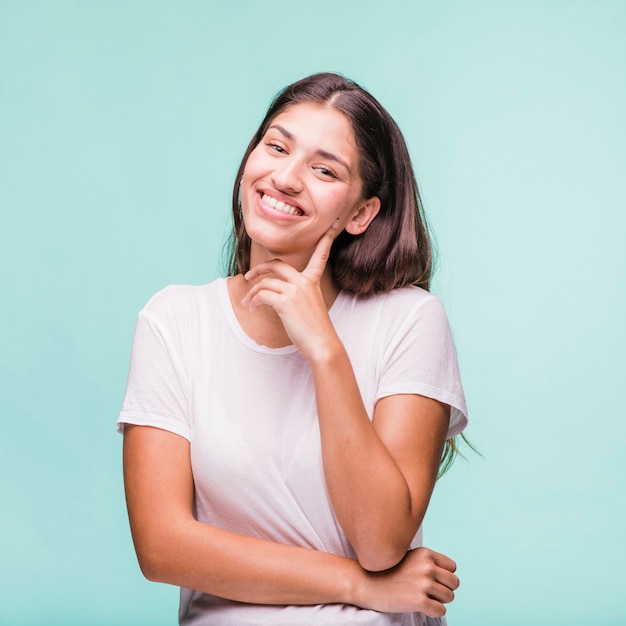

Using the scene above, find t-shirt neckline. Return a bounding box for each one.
[218,277,345,355]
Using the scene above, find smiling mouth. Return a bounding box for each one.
[261,193,305,217]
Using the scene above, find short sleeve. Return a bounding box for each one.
[116,290,192,440]
[377,295,468,437]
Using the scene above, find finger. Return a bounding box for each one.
[304,219,340,279]
[245,286,288,314]
[432,551,457,574]
[431,564,459,593]
[418,598,447,619]
[244,259,300,283]
[242,277,291,309]
[430,571,458,598]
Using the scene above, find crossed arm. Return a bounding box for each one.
[123,418,456,616]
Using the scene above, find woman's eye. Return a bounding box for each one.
[316,166,337,179]
[266,142,286,154]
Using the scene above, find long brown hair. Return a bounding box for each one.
[227,72,433,295]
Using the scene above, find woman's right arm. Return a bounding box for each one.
[123,424,458,617]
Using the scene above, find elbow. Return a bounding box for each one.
[350,501,423,571]
[129,516,195,583]
[352,524,416,572]
[356,545,409,573]
[132,532,175,583]
[136,545,167,582]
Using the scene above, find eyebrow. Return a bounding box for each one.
[269,124,352,174]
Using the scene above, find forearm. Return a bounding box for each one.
[134,514,365,606]
[311,346,420,571]
[136,516,458,617]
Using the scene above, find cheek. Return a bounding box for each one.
[318,185,347,207]
[240,155,265,207]
[242,147,265,180]
[323,189,361,220]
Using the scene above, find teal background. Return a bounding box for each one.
[1,1,624,624]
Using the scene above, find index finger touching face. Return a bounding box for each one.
[304,219,340,278]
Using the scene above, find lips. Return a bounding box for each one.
[261,193,305,217]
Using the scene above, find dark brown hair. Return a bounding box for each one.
[227,72,434,294]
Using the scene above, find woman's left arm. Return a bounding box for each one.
[312,350,449,572]
[243,227,450,572]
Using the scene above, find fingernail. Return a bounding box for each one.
[332,219,340,230]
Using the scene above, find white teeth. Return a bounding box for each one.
[262,193,303,216]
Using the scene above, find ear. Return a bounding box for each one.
[344,196,381,235]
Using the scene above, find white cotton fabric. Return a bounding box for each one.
[117,278,467,626]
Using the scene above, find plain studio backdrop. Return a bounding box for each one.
[1,1,624,624]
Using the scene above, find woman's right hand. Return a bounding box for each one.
[352,547,459,617]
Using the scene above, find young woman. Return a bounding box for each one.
[118,72,468,625]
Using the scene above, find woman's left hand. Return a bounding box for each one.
[241,222,341,363]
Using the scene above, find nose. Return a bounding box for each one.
[271,158,304,194]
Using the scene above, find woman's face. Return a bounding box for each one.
[240,102,374,268]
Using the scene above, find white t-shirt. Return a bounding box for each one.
[117,278,468,626]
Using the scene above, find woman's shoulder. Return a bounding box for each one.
[139,278,224,321]
[349,285,444,317]
[336,287,454,343]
